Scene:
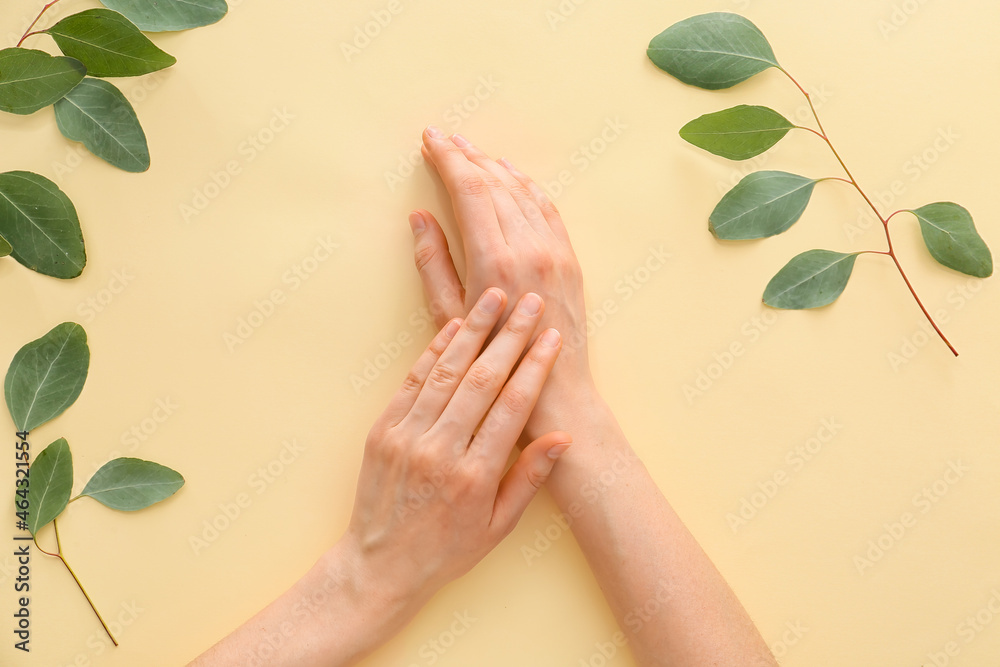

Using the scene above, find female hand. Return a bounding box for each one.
[408,127,595,432]
[343,287,572,612]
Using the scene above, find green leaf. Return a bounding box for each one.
[763,250,859,309]
[79,458,184,511]
[680,105,795,161]
[4,323,90,433]
[98,0,228,32]
[24,438,73,536]
[0,233,11,257]
[0,171,86,279]
[911,203,993,278]
[0,48,86,115]
[55,78,149,173]
[647,13,780,90]
[44,9,176,78]
[710,171,817,240]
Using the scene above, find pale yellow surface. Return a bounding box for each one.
[1,0,998,665]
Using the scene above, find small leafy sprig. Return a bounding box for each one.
[647,13,993,355]
[0,0,227,279]
[7,323,185,646]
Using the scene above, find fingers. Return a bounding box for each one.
[403,288,509,432]
[450,134,554,240]
[376,318,462,429]
[466,326,562,472]
[490,431,573,534]
[409,210,465,329]
[434,294,550,446]
[422,126,505,254]
[496,157,573,246]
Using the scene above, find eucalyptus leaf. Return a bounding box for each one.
[0,171,86,278]
[0,233,11,257]
[79,458,184,511]
[710,171,817,240]
[55,78,150,173]
[911,203,992,278]
[4,323,90,433]
[98,0,228,32]
[681,105,795,160]
[45,9,176,78]
[0,48,86,115]
[23,438,73,536]
[647,13,780,90]
[763,250,859,309]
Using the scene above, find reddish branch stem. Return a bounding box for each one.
[782,69,958,356]
[16,0,64,47]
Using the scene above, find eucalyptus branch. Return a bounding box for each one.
[647,12,992,354]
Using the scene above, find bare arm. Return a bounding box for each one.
[413,126,776,666]
[190,290,572,665]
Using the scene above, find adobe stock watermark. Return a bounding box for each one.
[542,116,628,200]
[404,610,478,667]
[189,439,307,555]
[384,75,502,192]
[340,0,413,63]
[682,310,780,405]
[522,450,638,565]
[726,417,843,533]
[180,107,296,223]
[853,459,969,575]
[544,0,592,31]
[223,236,340,352]
[53,600,143,667]
[887,278,984,371]
[843,126,959,243]
[75,267,135,323]
[878,0,932,39]
[924,588,1000,666]
[769,619,808,660]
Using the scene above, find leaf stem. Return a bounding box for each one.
[780,67,958,356]
[52,519,119,646]
[16,0,64,47]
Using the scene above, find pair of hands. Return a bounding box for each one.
[342,128,594,609]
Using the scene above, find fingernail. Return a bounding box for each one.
[539,329,561,347]
[408,211,425,235]
[518,293,542,316]
[479,289,503,314]
[547,442,572,459]
[426,125,444,139]
[444,319,461,338]
[451,133,470,147]
[498,157,516,171]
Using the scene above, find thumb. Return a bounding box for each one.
[409,209,466,329]
[491,431,573,534]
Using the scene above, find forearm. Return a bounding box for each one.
[535,388,776,666]
[188,539,416,667]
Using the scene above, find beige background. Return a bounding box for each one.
[1,0,998,665]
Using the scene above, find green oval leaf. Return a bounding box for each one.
[710,171,817,240]
[79,458,184,511]
[0,233,11,257]
[0,171,86,278]
[55,78,150,173]
[647,13,780,90]
[24,438,73,536]
[98,0,228,32]
[764,250,859,309]
[680,105,795,161]
[0,48,86,115]
[4,323,90,433]
[911,203,993,278]
[44,9,176,78]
